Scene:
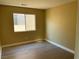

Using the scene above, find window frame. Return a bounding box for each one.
[13,13,36,32]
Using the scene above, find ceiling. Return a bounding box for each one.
[0,0,76,9]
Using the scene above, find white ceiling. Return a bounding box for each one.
[0,0,76,9]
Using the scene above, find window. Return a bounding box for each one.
[13,13,36,32]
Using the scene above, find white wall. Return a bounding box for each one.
[74,0,79,59]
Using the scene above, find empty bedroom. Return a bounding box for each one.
[0,0,78,59]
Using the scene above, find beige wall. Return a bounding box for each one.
[0,38,2,59]
[74,0,79,59]
[0,40,1,59]
[0,26,2,59]
[46,1,77,50]
[0,9,2,59]
[0,5,46,45]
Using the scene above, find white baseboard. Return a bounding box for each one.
[46,40,75,54]
[2,39,75,54]
[2,39,42,48]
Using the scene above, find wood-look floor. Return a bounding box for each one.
[2,41,74,59]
